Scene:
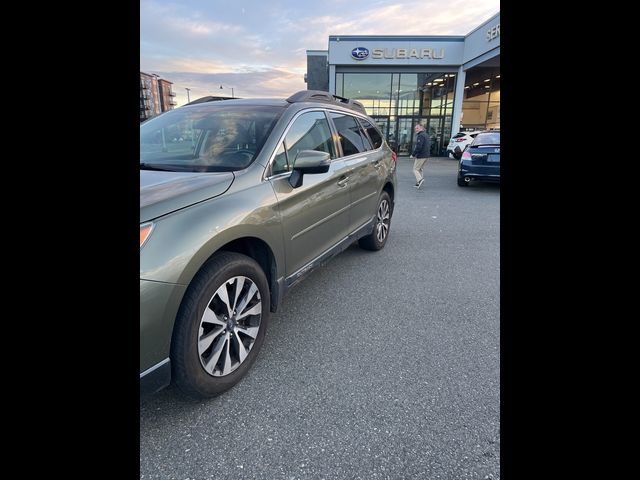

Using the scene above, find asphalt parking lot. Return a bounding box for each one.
[140,156,500,480]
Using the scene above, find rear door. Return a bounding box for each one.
[328,112,383,234]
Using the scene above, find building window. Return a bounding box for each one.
[334,72,458,155]
[340,73,392,117]
[461,68,500,131]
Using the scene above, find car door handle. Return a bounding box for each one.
[337,175,349,187]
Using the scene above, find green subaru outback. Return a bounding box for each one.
[140,91,397,398]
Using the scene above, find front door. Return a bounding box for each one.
[268,110,350,278]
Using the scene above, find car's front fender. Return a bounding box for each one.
[140,181,284,288]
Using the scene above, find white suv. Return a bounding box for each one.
[446,131,482,159]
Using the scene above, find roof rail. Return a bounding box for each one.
[286,90,367,115]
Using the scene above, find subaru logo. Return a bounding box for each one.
[351,47,369,60]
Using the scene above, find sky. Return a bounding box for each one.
[141,0,500,107]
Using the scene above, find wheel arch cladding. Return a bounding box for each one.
[185,236,279,313]
[383,181,395,211]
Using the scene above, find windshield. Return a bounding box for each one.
[472,132,500,146]
[140,104,285,172]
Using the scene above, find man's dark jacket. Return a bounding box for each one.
[412,130,430,158]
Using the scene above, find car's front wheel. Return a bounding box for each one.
[359,191,392,251]
[171,252,270,398]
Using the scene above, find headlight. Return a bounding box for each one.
[140,223,154,248]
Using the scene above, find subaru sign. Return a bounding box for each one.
[351,47,369,60]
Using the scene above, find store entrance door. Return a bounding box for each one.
[396,117,414,156]
[426,116,444,156]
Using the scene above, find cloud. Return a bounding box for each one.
[141,0,500,102]
[296,1,499,43]
[153,68,307,107]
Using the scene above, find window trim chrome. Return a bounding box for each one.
[262,106,384,181]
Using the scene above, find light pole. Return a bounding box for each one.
[220,85,234,98]
[185,87,191,103]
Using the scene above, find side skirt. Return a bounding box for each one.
[281,216,376,295]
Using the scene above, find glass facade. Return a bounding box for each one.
[461,67,500,132]
[335,72,457,156]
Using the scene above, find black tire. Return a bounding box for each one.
[171,252,270,399]
[457,175,468,187]
[359,191,392,251]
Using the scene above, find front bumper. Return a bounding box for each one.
[140,279,187,391]
[140,358,171,398]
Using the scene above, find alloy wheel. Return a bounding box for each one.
[197,276,262,377]
[375,199,390,243]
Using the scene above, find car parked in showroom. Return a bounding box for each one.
[446,130,482,159]
[457,131,500,186]
[140,91,397,399]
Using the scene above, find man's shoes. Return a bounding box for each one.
[414,182,420,188]
[416,178,424,189]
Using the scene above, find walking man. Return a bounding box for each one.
[410,123,430,189]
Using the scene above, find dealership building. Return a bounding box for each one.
[305,12,500,156]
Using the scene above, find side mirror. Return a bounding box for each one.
[289,150,331,188]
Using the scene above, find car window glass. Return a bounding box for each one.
[140,105,284,172]
[453,133,466,139]
[359,123,373,151]
[280,111,335,173]
[472,132,500,145]
[330,112,367,156]
[140,119,203,157]
[272,142,288,175]
[359,118,382,149]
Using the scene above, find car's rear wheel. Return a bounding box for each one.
[457,175,468,187]
[359,191,392,251]
[171,252,270,398]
